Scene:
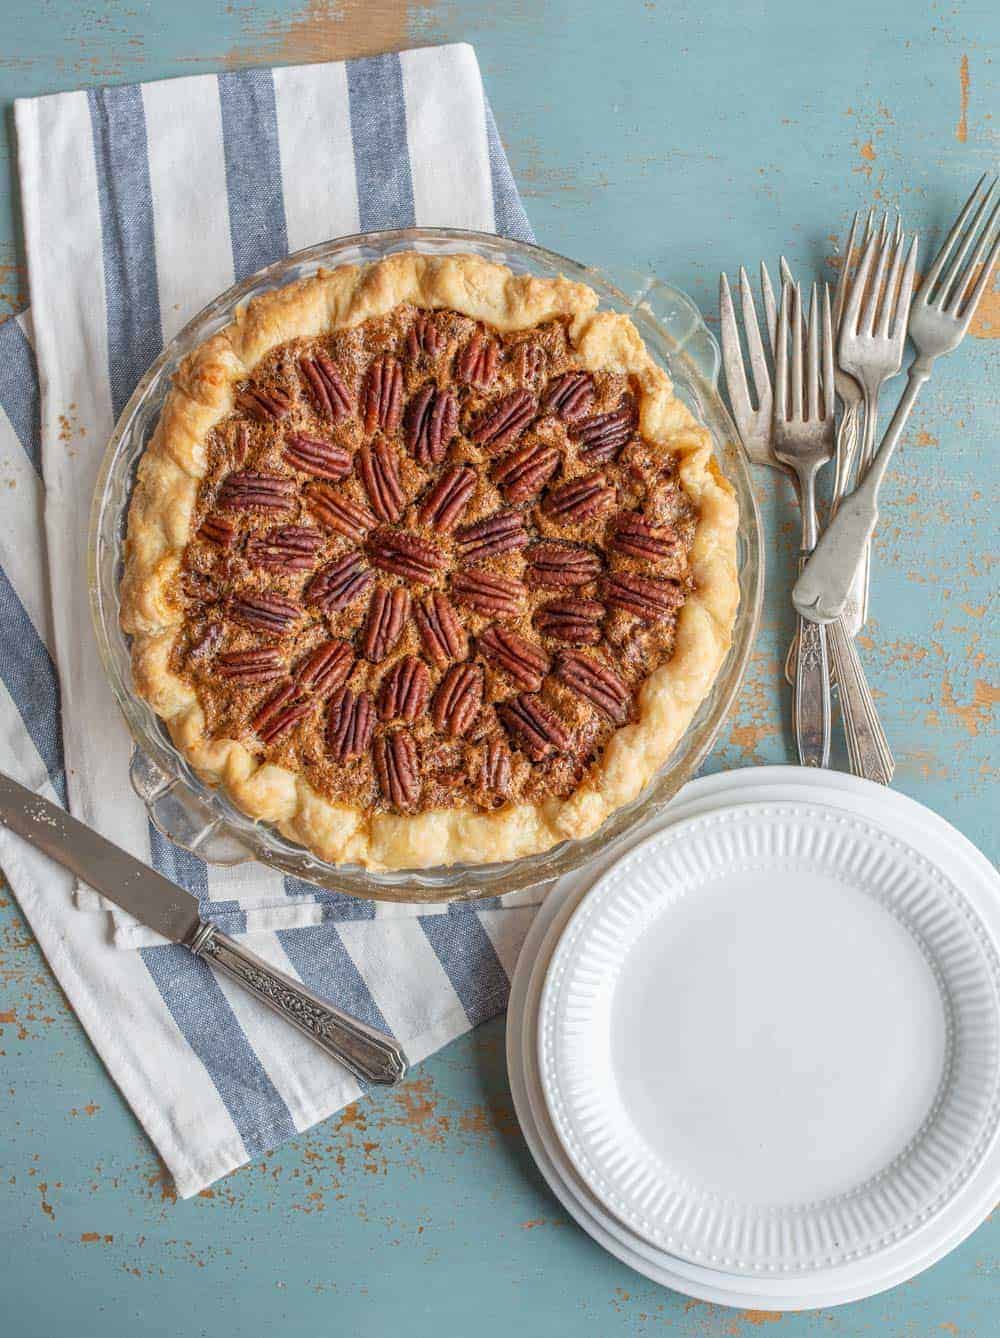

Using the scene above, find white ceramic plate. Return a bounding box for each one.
[538,798,1000,1275]
[507,769,1000,1306]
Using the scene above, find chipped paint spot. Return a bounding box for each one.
[917,431,939,446]
[957,54,970,143]
[969,272,1000,339]
[940,674,997,737]
[859,140,876,162]
[213,0,430,70]
[739,1313,785,1327]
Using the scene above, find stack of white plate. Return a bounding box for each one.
[506,767,1000,1310]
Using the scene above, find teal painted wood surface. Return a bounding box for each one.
[0,2,996,1334]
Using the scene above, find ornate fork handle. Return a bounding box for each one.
[793,554,831,769]
[190,925,407,1085]
[827,619,894,784]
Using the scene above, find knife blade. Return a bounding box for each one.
[0,771,407,1085]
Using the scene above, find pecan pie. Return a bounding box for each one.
[121,253,739,870]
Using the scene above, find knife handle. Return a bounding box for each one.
[189,925,407,1086]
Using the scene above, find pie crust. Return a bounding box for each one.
[120,253,739,871]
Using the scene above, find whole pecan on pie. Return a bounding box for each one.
[217,470,295,513]
[534,597,605,645]
[361,585,411,662]
[525,541,602,589]
[492,440,560,504]
[404,384,459,467]
[361,355,404,435]
[456,331,499,388]
[515,343,546,383]
[369,529,447,583]
[237,386,293,422]
[496,693,571,761]
[478,625,550,691]
[373,731,421,809]
[603,571,685,622]
[451,569,526,617]
[417,464,476,533]
[413,592,468,668]
[245,525,324,571]
[299,353,353,421]
[554,649,632,725]
[306,484,377,541]
[378,655,431,723]
[454,509,529,564]
[611,512,680,561]
[305,552,374,613]
[215,646,286,685]
[326,687,375,762]
[541,472,616,523]
[293,639,355,698]
[357,439,406,523]
[571,401,636,463]
[432,662,484,737]
[479,738,513,796]
[283,433,352,481]
[539,370,594,422]
[407,313,444,361]
[251,683,314,745]
[198,513,236,547]
[227,592,302,634]
[468,389,536,451]
[187,621,225,664]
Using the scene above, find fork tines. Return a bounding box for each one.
[919,172,1000,319]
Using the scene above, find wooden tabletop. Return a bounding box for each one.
[0,1,996,1334]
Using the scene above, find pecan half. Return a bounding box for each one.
[216,647,286,685]
[326,688,375,762]
[404,384,459,467]
[540,370,594,422]
[378,655,431,723]
[368,529,446,582]
[361,355,404,435]
[492,441,560,504]
[407,313,444,361]
[232,422,250,467]
[612,513,680,561]
[361,586,411,663]
[456,331,499,388]
[541,472,616,523]
[183,570,222,604]
[306,484,377,541]
[515,343,545,383]
[554,650,632,725]
[451,570,526,617]
[187,621,224,664]
[237,386,293,422]
[198,513,236,547]
[227,592,301,634]
[603,572,685,622]
[468,389,536,451]
[455,509,529,564]
[571,402,635,463]
[252,684,313,744]
[432,662,484,737]
[304,552,374,613]
[497,693,571,760]
[480,738,512,796]
[300,353,353,421]
[414,592,468,669]
[357,439,406,523]
[294,639,354,698]
[417,464,476,533]
[217,470,295,513]
[373,731,421,809]
[478,625,550,691]
[525,541,602,588]
[283,433,352,481]
[245,525,324,571]
[534,597,605,645]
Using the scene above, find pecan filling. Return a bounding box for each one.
[172,305,696,817]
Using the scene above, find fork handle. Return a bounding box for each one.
[793,554,831,768]
[827,618,894,784]
[793,358,932,623]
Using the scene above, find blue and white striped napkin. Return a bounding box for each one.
[0,45,539,1196]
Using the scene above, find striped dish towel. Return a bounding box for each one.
[0,46,539,1197]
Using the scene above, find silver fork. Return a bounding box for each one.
[795,174,998,625]
[721,267,893,781]
[772,281,835,766]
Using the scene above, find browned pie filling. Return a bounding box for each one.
[173,305,696,817]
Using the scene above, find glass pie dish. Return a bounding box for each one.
[89,228,763,903]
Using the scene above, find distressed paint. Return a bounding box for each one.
[0,0,997,1334]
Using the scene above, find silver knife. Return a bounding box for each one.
[0,771,407,1085]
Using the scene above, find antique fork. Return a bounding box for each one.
[772,280,835,766]
[795,174,998,625]
[720,267,893,780]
